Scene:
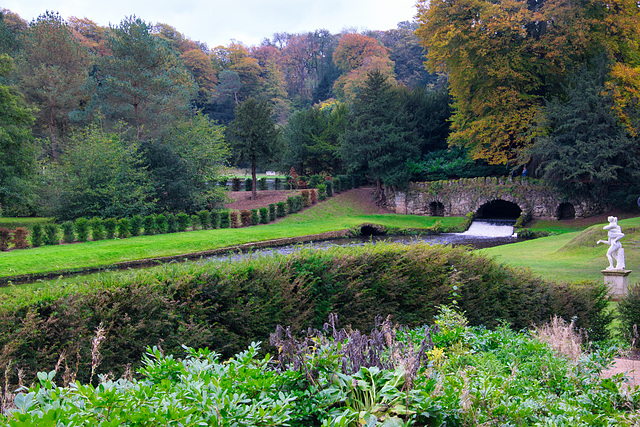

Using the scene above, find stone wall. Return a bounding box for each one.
[385,177,604,220]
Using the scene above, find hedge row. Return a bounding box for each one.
[9,190,325,250]
[0,243,611,386]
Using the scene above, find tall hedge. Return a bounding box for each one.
[0,243,611,387]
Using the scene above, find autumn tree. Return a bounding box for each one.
[181,48,217,103]
[93,16,195,140]
[68,17,108,55]
[332,33,395,104]
[227,98,281,199]
[340,70,418,199]
[0,54,36,215]
[19,11,91,158]
[416,0,640,166]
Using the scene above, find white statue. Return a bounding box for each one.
[597,216,626,270]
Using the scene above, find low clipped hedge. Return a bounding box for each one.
[0,243,610,386]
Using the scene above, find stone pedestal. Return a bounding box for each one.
[602,269,632,300]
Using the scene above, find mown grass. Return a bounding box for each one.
[0,191,464,281]
[483,216,640,283]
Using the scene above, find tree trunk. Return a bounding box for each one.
[374,179,386,206]
[251,161,257,200]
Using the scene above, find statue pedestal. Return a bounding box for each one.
[601,269,632,300]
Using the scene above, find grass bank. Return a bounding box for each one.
[0,190,464,282]
[483,216,640,283]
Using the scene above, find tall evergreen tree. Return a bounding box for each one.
[530,57,640,206]
[20,11,90,158]
[93,16,196,140]
[227,98,281,199]
[340,70,419,200]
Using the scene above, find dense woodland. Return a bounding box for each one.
[1,0,639,219]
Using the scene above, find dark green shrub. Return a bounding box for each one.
[190,214,200,230]
[176,213,190,232]
[325,180,333,197]
[155,214,168,234]
[317,184,327,201]
[268,204,276,221]
[197,210,211,230]
[211,211,221,229]
[276,202,286,218]
[259,207,269,224]
[229,210,239,228]
[308,175,323,188]
[43,223,59,245]
[301,190,311,207]
[12,227,29,249]
[294,195,304,212]
[74,218,89,242]
[219,211,230,229]
[166,214,177,233]
[240,210,252,227]
[232,178,242,191]
[142,215,156,235]
[251,209,260,225]
[286,196,295,214]
[245,178,252,192]
[258,177,268,191]
[118,218,131,238]
[333,177,341,193]
[90,218,105,241]
[339,175,352,190]
[31,224,43,247]
[104,218,118,239]
[130,215,143,237]
[0,227,10,251]
[61,221,75,243]
[617,284,640,344]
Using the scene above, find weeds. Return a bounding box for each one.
[534,315,584,361]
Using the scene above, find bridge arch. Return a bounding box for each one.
[476,199,522,219]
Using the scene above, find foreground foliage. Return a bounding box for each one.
[2,309,638,426]
[0,243,611,388]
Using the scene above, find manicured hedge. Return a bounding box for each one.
[0,243,611,387]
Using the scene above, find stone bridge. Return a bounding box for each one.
[384,177,604,220]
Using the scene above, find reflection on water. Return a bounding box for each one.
[203,222,518,264]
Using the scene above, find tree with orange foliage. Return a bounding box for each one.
[332,33,395,104]
[333,33,389,73]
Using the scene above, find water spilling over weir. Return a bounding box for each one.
[461,219,517,238]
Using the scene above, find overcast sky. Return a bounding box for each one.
[3,0,419,47]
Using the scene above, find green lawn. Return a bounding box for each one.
[0,192,464,281]
[482,216,640,283]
